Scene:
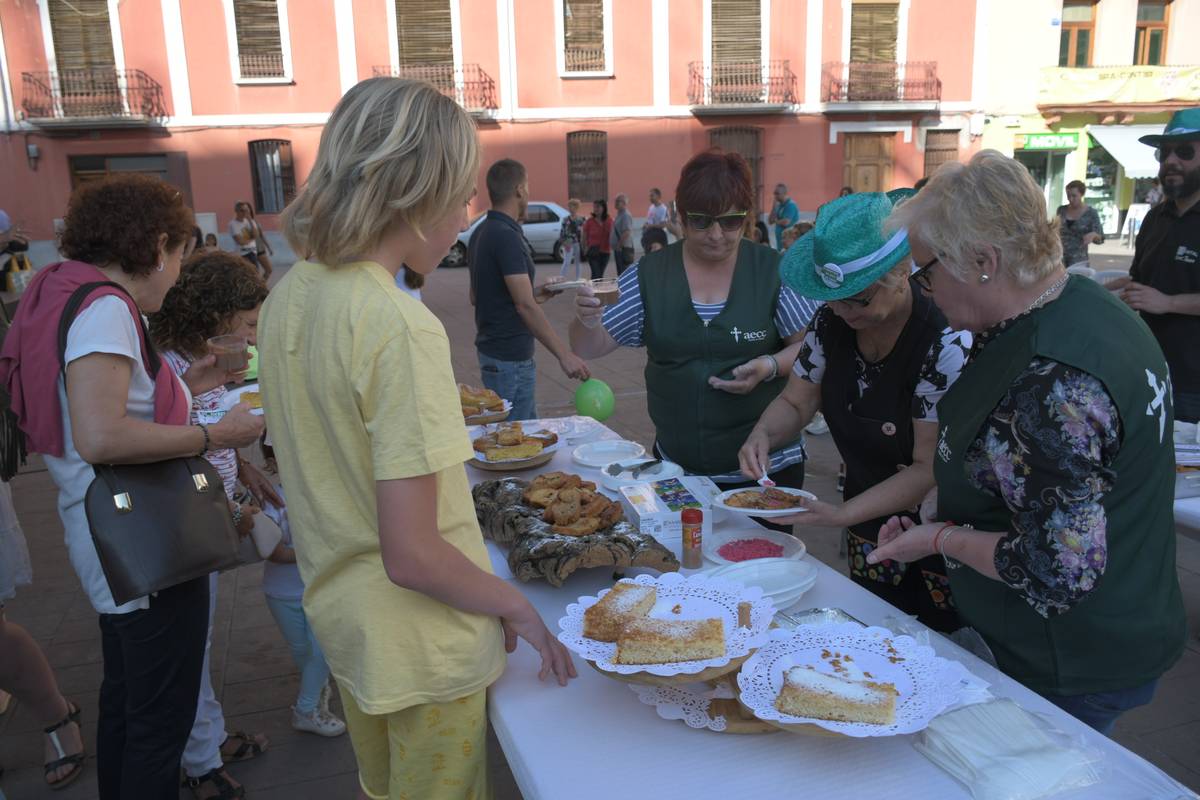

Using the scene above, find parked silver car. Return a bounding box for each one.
[441,201,571,267]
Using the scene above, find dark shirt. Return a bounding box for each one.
[1129,199,1200,395]
[469,210,536,361]
[1055,205,1103,266]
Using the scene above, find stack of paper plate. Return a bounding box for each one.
[707,558,818,612]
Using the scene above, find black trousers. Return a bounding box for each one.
[587,248,610,280]
[615,246,636,276]
[97,576,209,800]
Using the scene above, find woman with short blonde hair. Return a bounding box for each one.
[260,78,575,800]
[871,149,1185,733]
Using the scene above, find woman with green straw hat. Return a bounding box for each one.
[738,189,971,632]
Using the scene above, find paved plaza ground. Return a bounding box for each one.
[2,242,1198,798]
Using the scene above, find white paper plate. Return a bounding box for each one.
[464,399,512,423]
[708,558,817,598]
[703,528,807,566]
[220,383,264,416]
[712,487,815,518]
[544,279,590,292]
[557,572,775,677]
[572,439,646,468]
[737,624,972,737]
[468,425,562,464]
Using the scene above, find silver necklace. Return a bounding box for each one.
[1022,272,1069,316]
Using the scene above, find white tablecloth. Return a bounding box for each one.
[1177,497,1200,535]
[470,420,1195,800]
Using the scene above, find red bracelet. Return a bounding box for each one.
[931,521,957,555]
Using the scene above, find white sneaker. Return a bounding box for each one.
[291,706,346,737]
[804,412,829,435]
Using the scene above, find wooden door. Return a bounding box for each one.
[842,133,894,194]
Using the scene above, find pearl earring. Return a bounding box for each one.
[156,261,165,273]
[979,274,990,284]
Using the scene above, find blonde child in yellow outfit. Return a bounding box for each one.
[258,78,576,800]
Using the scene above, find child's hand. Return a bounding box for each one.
[501,602,577,686]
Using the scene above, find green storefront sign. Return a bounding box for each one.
[1015,132,1080,151]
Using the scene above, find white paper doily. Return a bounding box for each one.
[628,682,736,732]
[737,624,973,737]
[557,572,775,676]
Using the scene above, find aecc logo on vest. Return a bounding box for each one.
[729,326,769,343]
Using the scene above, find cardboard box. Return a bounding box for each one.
[619,476,722,552]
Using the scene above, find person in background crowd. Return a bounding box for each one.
[395,265,424,301]
[611,194,636,276]
[840,186,854,198]
[873,150,1185,734]
[570,150,821,527]
[583,199,613,280]
[752,219,770,246]
[640,225,668,254]
[259,77,576,800]
[740,191,971,632]
[1108,108,1200,423]
[150,252,278,799]
[768,183,800,252]
[0,174,263,799]
[0,210,32,294]
[0,472,87,789]
[203,233,220,252]
[469,158,589,420]
[229,202,260,273]
[1056,180,1104,267]
[1146,177,1163,206]
[645,188,670,231]
[780,221,813,252]
[245,205,275,283]
[559,198,584,281]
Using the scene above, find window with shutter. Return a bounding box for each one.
[1133,1,1169,66]
[396,0,453,67]
[1058,1,1095,67]
[48,0,115,72]
[710,126,764,213]
[248,140,296,214]
[566,132,608,203]
[923,130,960,178]
[710,0,761,102]
[233,0,286,79]
[848,1,899,101]
[562,0,607,73]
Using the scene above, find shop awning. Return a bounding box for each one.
[1087,125,1162,179]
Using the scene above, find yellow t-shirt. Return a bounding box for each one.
[258,260,506,715]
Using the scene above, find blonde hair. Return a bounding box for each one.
[875,259,913,291]
[282,78,479,266]
[567,198,581,211]
[887,150,1061,287]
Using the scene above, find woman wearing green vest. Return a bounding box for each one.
[869,151,1186,734]
[738,191,971,633]
[569,150,821,499]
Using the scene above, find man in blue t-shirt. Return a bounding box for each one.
[469,159,590,420]
[768,183,800,252]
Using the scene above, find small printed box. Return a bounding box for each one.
[619,476,721,552]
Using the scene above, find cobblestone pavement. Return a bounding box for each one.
[3,250,1198,799]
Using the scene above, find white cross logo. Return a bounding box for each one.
[1145,368,1167,443]
[730,326,742,342]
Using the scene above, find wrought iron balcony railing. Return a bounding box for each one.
[21,68,166,125]
[822,62,941,104]
[239,51,287,79]
[564,47,606,73]
[688,60,797,107]
[371,64,498,112]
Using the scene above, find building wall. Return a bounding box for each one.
[1,0,987,249]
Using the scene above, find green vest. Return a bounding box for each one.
[935,276,1185,695]
[641,240,784,475]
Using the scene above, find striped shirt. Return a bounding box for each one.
[601,262,823,481]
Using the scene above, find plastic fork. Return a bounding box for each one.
[757,462,776,488]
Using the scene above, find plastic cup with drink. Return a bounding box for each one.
[207,334,249,372]
[590,278,620,306]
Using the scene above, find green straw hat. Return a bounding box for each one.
[1138,107,1200,146]
[780,189,915,301]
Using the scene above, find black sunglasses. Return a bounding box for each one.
[832,287,877,308]
[1156,143,1197,162]
[912,256,940,291]
[686,211,748,232]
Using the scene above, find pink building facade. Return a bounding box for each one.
[0,0,986,247]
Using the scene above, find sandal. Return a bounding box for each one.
[43,701,85,790]
[219,730,268,763]
[184,768,246,800]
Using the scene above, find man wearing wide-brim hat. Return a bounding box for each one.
[1108,107,1200,422]
[737,190,972,632]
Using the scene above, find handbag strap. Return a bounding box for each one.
[57,281,162,381]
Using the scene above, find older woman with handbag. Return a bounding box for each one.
[869,151,1186,734]
[737,191,971,632]
[0,174,263,799]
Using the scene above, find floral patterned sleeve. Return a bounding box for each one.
[962,357,1122,618]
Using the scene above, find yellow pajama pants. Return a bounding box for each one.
[340,686,490,800]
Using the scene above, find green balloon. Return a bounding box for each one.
[574,379,615,422]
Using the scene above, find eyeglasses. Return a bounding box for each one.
[912,256,940,291]
[1156,143,1197,162]
[832,288,877,308]
[685,212,748,232]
